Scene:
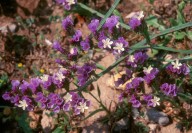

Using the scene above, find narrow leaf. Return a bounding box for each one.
[97,0,121,31]
[83,109,104,121]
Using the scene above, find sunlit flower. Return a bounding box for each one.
[151,96,160,107]
[116,22,120,28]
[128,55,135,63]
[40,74,49,82]
[143,65,153,74]
[18,100,28,110]
[66,0,75,6]
[17,63,23,68]
[102,38,113,49]
[55,72,65,82]
[126,11,144,20]
[113,43,124,53]
[171,59,182,69]
[40,68,45,73]
[77,102,89,113]
[63,93,72,103]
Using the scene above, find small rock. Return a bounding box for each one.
[132,107,139,119]
[0,23,18,33]
[114,117,129,132]
[146,108,169,126]
[148,123,157,132]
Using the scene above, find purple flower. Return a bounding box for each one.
[69,47,78,56]
[11,80,20,91]
[72,30,82,42]
[143,94,154,107]
[76,63,95,86]
[63,103,70,111]
[53,106,60,113]
[160,83,178,97]
[118,93,125,102]
[98,31,107,49]
[62,16,73,30]
[10,95,20,104]
[166,60,190,76]
[52,41,64,53]
[88,19,100,33]
[132,77,143,88]
[40,75,52,89]
[129,18,141,30]
[104,15,119,32]
[80,38,90,51]
[28,78,41,93]
[129,95,141,108]
[143,66,159,84]
[2,92,11,100]
[19,81,29,94]
[125,77,143,93]
[127,51,148,67]
[116,37,129,48]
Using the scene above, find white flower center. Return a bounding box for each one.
[116,22,120,28]
[128,55,135,63]
[77,102,89,113]
[102,38,113,49]
[55,72,65,82]
[151,96,160,107]
[171,59,182,69]
[66,0,75,6]
[126,11,144,20]
[40,75,49,82]
[64,93,72,103]
[113,43,124,53]
[143,65,153,74]
[18,100,28,110]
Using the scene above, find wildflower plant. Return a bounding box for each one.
[2,0,192,132]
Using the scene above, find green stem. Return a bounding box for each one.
[88,92,111,114]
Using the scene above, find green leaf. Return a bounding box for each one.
[52,127,65,133]
[113,9,124,23]
[153,45,192,54]
[83,109,104,121]
[97,84,101,98]
[187,31,192,40]
[174,31,186,40]
[148,0,155,4]
[97,0,121,31]
[145,15,165,31]
[96,63,106,70]
[177,1,185,24]
[169,18,178,26]
[17,112,33,133]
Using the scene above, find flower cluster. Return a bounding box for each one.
[143,94,160,107]
[62,16,74,30]
[88,19,100,33]
[160,83,178,97]
[127,11,144,29]
[166,59,190,76]
[76,63,96,86]
[98,37,129,54]
[127,51,148,67]
[143,65,159,84]
[104,15,120,32]
[3,78,90,115]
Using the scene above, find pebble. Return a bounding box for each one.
[113,117,129,132]
[0,23,18,33]
[146,108,169,126]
